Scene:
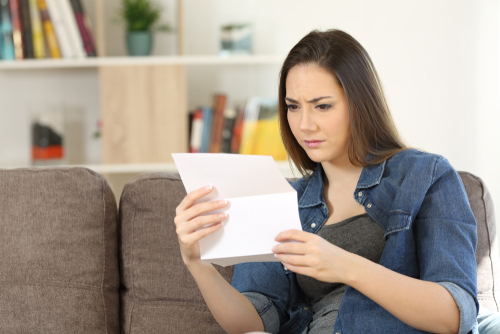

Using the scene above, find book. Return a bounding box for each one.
[56,0,85,58]
[189,109,203,153]
[239,97,287,160]
[28,0,45,58]
[239,97,260,155]
[45,0,72,58]
[19,0,33,58]
[252,99,287,160]
[230,106,245,154]
[68,0,95,56]
[220,108,236,153]
[209,93,227,153]
[200,106,213,153]
[9,0,23,59]
[0,0,16,60]
[37,0,60,58]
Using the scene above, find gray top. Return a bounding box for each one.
[242,213,386,334]
[296,213,385,334]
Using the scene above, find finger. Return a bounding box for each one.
[275,229,314,243]
[272,240,309,255]
[274,253,315,268]
[180,199,227,224]
[177,212,227,236]
[176,185,213,214]
[278,261,315,277]
[181,222,224,245]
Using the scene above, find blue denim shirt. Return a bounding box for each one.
[231,149,479,334]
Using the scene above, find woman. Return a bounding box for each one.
[174,30,482,333]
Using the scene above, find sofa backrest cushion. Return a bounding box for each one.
[459,171,500,312]
[0,167,120,333]
[118,170,499,334]
[119,172,234,334]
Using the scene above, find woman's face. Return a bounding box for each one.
[286,64,351,165]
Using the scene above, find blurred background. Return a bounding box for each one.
[0,0,499,246]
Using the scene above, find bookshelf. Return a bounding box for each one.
[0,0,286,176]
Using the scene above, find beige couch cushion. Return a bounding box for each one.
[119,172,234,334]
[459,171,500,312]
[0,167,120,333]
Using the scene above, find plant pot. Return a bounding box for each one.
[126,31,153,56]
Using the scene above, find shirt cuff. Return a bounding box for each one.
[438,281,477,334]
[242,291,280,334]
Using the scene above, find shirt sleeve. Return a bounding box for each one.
[231,261,292,330]
[413,157,479,333]
[242,291,280,334]
[438,282,478,334]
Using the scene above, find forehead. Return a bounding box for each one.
[286,64,340,97]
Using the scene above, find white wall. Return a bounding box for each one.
[0,0,498,239]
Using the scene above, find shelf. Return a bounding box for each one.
[0,55,285,70]
[3,161,302,178]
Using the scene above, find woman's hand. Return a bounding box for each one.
[273,229,357,284]
[174,185,228,266]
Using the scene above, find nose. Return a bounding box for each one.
[299,108,317,132]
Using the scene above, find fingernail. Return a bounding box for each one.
[218,213,226,218]
[274,253,278,258]
[205,185,212,191]
[218,200,226,206]
[271,246,276,252]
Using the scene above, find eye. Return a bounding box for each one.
[286,104,299,111]
[316,104,331,110]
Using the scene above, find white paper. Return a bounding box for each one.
[172,153,303,266]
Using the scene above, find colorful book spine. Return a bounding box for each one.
[200,107,213,153]
[45,0,73,58]
[0,0,16,60]
[239,97,260,155]
[221,108,236,153]
[9,0,23,59]
[68,0,95,56]
[56,0,85,58]
[189,109,203,153]
[37,0,60,58]
[19,0,34,58]
[209,94,227,153]
[28,0,45,58]
[230,106,245,154]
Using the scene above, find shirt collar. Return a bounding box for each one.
[297,158,386,209]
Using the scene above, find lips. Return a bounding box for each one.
[304,140,324,148]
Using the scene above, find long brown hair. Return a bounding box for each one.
[279,29,407,177]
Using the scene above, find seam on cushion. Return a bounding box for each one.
[477,176,497,309]
[129,199,138,334]
[100,179,109,334]
[136,304,214,311]
[0,279,101,289]
[127,175,182,187]
[0,281,101,292]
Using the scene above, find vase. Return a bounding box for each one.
[126,31,153,56]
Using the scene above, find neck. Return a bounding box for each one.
[321,154,363,189]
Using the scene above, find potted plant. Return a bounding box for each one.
[118,0,172,56]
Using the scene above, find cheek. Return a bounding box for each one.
[287,113,299,137]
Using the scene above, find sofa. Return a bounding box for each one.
[0,167,498,333]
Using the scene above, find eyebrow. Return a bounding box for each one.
[285,96,333,103]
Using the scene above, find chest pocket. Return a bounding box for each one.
[380,210,415,272]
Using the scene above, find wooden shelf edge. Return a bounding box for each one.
[0,55,285,70]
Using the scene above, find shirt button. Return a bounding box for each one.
[367,203,372,209]
[311,223,316,228]
[283,266,288,271]
[358,191,363,197]
[304,307,308,310]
